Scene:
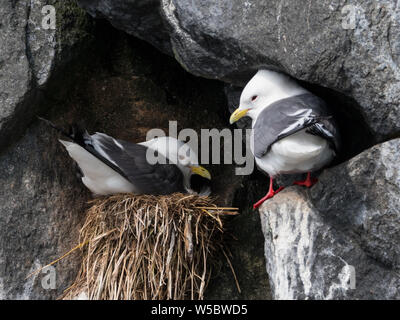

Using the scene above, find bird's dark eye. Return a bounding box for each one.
[251,95,258,101]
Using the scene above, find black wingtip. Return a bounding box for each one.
[37,116,71,139]
[37,116,54,127]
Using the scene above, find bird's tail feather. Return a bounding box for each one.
[37,116,71,137]
[37,116,90,147]
[38,116,132,183]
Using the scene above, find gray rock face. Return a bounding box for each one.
[0,0,93,299]
[260,139,400,299]
[77,0,400,141]
[0,123,89,300]
[0,0,93,151]
[163,0,400,141]
[0,1,37,149]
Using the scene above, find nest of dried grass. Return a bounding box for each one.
[60,193,237,300]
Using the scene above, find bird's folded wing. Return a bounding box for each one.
[89,133,185,195]
[305,120,340,154]
[253,93,340,158]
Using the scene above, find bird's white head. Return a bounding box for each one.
[175,139,211,182]
[172,138,211,196]
[140,136,211,191]
[230,69,308,124]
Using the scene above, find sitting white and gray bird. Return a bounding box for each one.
[229,70,340,209]
[39,118,211,196]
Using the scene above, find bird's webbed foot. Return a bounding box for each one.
[293,172,318,188]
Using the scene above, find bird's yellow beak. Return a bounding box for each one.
[190,166,211,180]
[229,108,249,124]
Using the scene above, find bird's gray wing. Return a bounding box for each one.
[37,117,185,195]
[90,133,186,195]
[253,93,340,158]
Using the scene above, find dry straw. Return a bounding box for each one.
[60,193,238,300]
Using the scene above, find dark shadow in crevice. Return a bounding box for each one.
[298,80,376,166]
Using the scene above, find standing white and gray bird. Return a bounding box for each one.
[39,118,211,197]
[230,70,340,209]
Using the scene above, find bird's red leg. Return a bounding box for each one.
[253,177,284,210]
[293,172,318,188]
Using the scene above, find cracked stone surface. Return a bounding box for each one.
[259,139,400,300]
[0,0,93,151]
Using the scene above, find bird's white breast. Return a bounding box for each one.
[252,129,335,177]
